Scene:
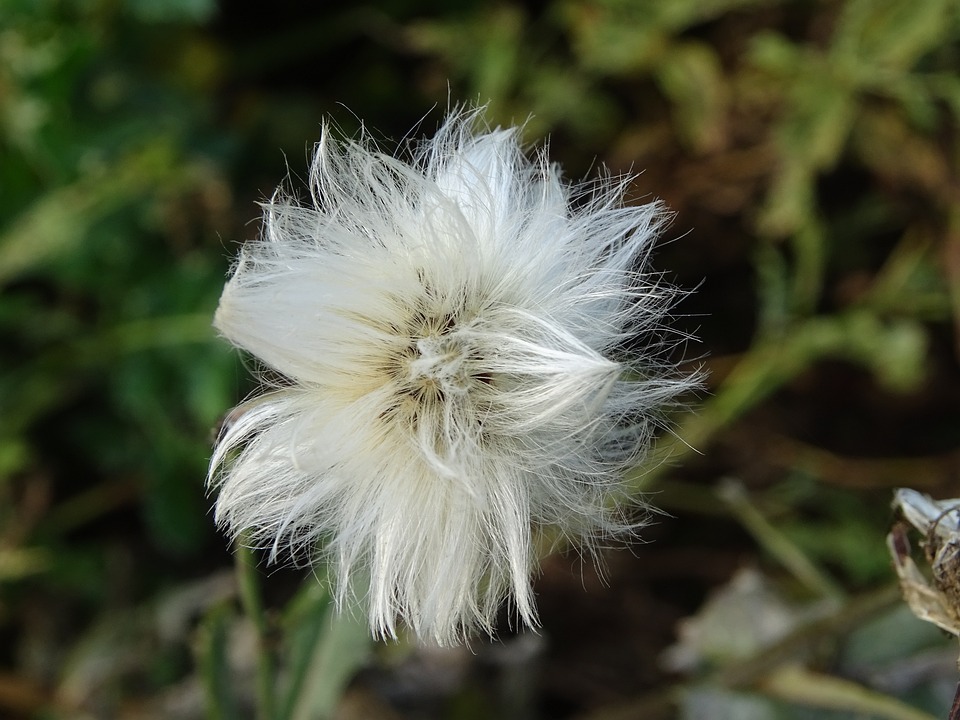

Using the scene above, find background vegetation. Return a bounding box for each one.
[2,0,959,717]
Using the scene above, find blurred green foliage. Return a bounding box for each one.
[1,0,236,557]
[1,0,959,718]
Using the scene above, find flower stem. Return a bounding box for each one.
[718,477,845,602]
[235,536,276,720]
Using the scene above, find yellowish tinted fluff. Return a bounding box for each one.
[208,109,697,645]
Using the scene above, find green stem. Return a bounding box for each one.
[198,604,238,720]
[718,478,846,602]
[236,537,276,720]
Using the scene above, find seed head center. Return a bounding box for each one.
[407,333,473,396]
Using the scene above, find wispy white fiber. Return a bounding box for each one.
[208,108,698,645]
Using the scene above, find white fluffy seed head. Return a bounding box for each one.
[208,107,698,645]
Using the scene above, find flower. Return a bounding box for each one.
[208,108,697,645]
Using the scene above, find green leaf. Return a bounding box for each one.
[281,581,373,720]
[0,142,181,285]
[656,42,727,153]
[833,0,956,72]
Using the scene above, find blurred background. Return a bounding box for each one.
[2,0,959,718]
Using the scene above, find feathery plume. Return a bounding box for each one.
[208,108,697,644]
